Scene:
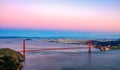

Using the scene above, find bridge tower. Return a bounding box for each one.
[23,39,26,58]
[88,40,92,53]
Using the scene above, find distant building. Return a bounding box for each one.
[94,45,110,51]
[99,46,110,51]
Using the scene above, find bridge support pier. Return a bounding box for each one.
[88,40,92,53]
[23,39,26,58]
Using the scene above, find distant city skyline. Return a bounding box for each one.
[0,0,120,33]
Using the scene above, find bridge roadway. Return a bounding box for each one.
[19,46,94,52]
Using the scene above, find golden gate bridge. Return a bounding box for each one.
[19,39,93,58]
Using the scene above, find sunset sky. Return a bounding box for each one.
[0,0,120,32]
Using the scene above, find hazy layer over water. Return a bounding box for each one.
[0,39,120,70]
[23,50,120,70]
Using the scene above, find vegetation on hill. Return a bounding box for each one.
[0,48,24,70]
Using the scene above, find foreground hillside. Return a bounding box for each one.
[0,48,24,70]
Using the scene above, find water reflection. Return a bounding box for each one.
[88,52,92,63]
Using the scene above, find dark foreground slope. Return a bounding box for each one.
[0,48,24,70]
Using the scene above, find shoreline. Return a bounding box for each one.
[43,38,120,51]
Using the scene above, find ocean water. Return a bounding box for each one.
[0,29,120,39]
[0,29,120,70]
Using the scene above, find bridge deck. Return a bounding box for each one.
[19,47,94,52]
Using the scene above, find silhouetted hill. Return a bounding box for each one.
[92,39,120,46]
